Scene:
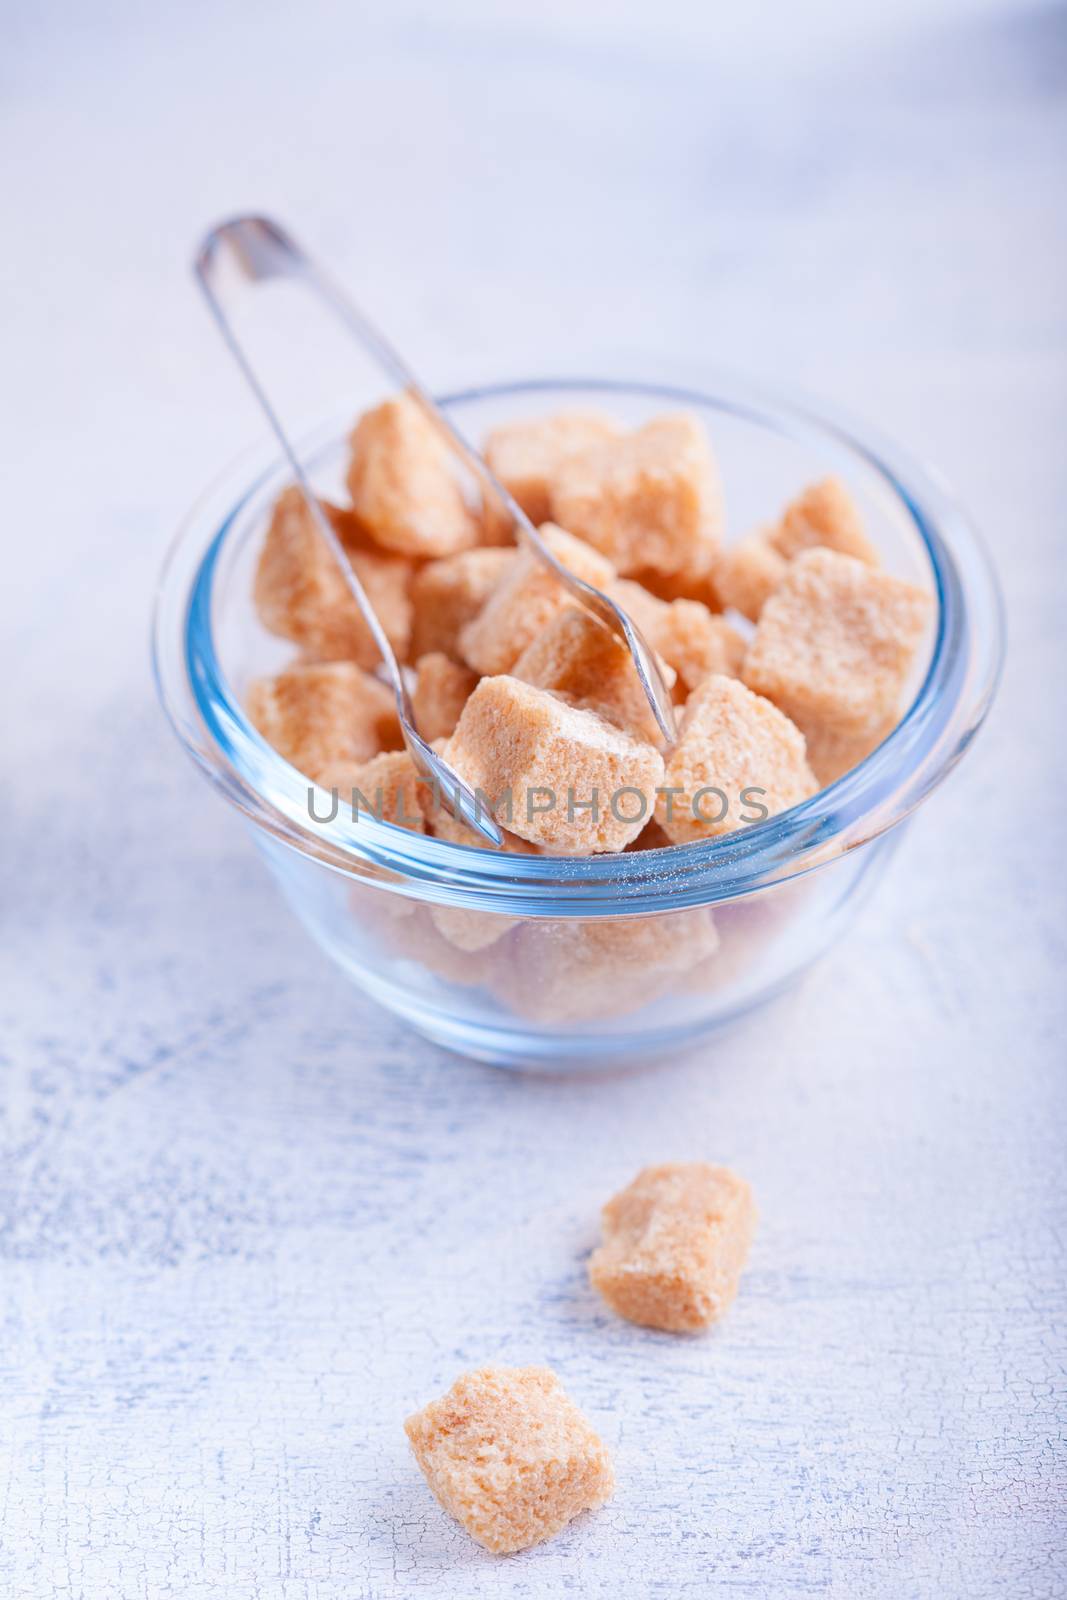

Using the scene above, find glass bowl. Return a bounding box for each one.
[153,377,1003,1070]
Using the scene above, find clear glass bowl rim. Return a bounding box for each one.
[153,373,1004,917]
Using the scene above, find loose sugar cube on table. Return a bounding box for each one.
[655,673,817,844]
[589,1162,756,1332]
[346,393,480,558]
[246,661,400,782]
[551,414,723,581]
[446,675,664,854]
[404,1365,614,1554]
[459,523,614,675]
[742,547,932,743]
[253,487,413,666]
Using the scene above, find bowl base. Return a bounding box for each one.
[351,961,806,1073]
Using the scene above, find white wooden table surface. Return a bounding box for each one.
[2,2,1064,1595]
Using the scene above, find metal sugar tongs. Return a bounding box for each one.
[194,215,677,848]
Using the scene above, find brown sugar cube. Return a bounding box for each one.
[802,713,898,787]
[412,652,478,743]
[425,844,525,950]
[459,523,614,675]
[476,505,518,548]
[612,580,745,699]
[346,878,418,931]
[512,606,675,745]
[482,410,622,539]
[742,548,932,743]
[315,749,426,831]
[381,903,503,985]
[610,578,705,700]
[404,1365,614,1554]
[655,674,817,845]
[714,480,876,624]
[426,802,536,856]
[589,1162,756,1332]
[608,577,672,638]
[344,543,414,664]
[625,817,675,851]
[420,741,539,855]
[677,884,815,996]
[409,548,515,661]
[428,904,514,953]
[768,476,879,566]
[624,557,725,610]
[493,909,718,1023]
[551,414,723,580]
[713,532,789,621]
[446,675,664,854]
[485,411,623,523]
[253,487,414,666]
[246,661,401,781]
[429,903,517,952]
[424,807,537,951]
[650,599,746,695]
[346,393,480,558]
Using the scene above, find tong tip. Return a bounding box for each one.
[406,732,505,849]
